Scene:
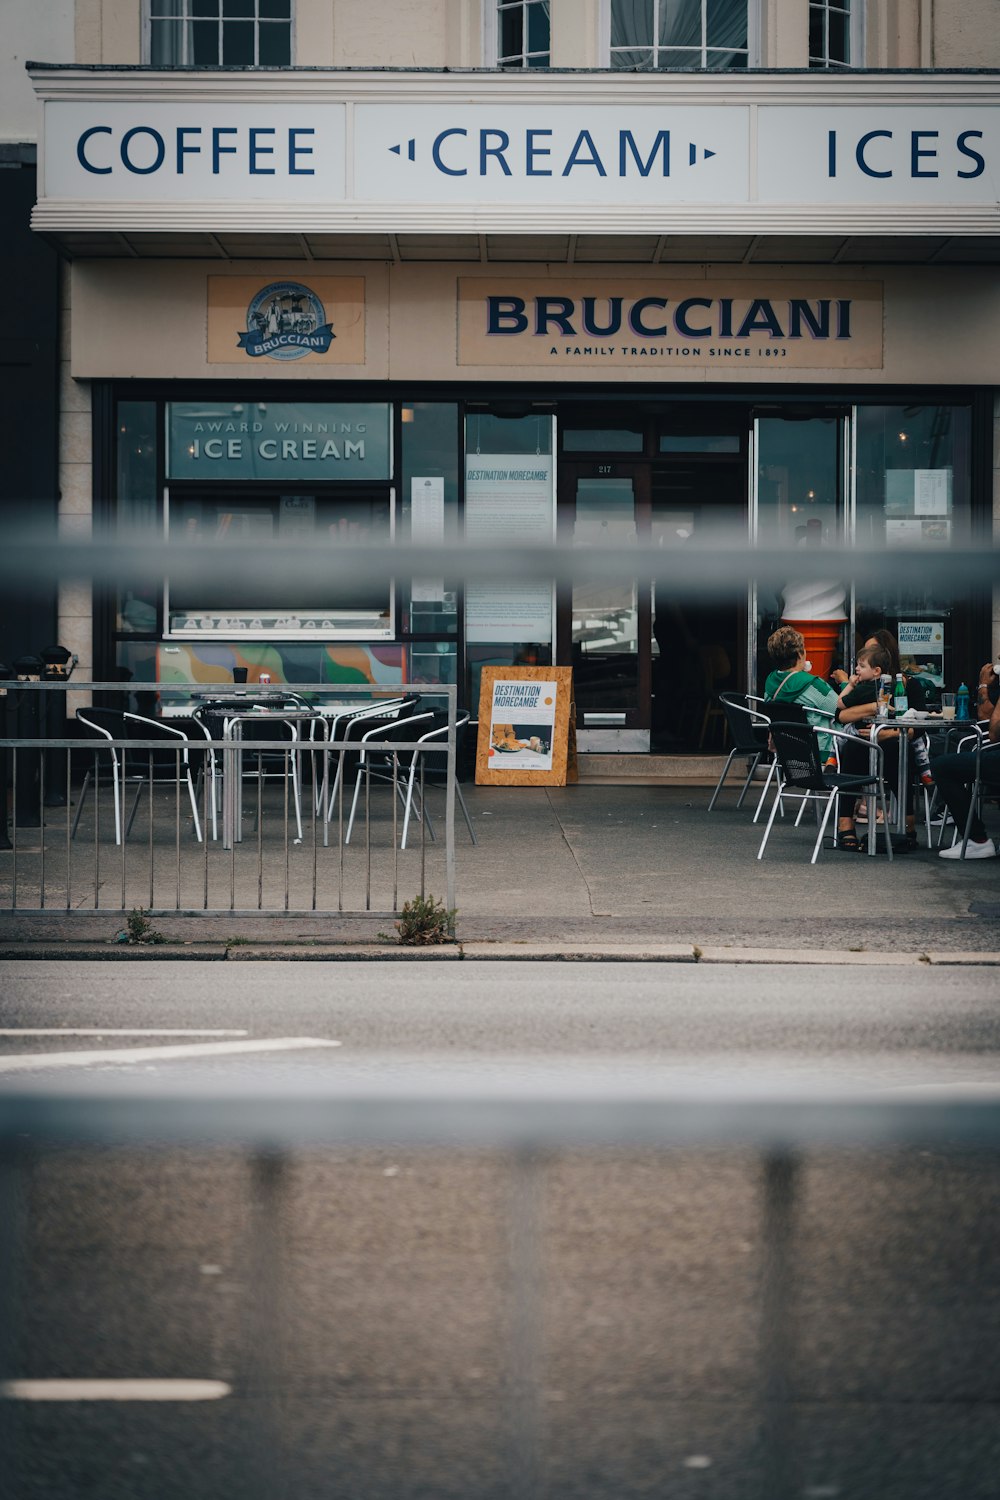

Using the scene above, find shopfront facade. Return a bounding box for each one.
[29,65,1000,753]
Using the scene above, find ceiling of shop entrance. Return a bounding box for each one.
[46,232,1000,265]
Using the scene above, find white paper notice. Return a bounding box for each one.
[410,476,445,603]
[913,469,951,516]
[465,454,554,643]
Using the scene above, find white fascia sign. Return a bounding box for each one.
[30,72,1000,235]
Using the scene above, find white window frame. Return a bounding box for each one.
[808,0,865,69]
[489,0,552,70]
[143,1,295,68]
[600,0,760,69]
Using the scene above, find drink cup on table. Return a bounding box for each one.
[941,692,956,720]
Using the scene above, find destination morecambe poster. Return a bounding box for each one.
[476,667,574,786]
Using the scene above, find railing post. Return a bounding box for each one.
[241,1149,291,1500]
[759,1149,798,1500]
[446,686,456,924]
[507,1147,544,1499]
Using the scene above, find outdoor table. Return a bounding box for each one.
[216,706,325,850]
[863,713,984,850]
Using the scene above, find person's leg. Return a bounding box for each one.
[836,736,868,849]
[931,750,987,844]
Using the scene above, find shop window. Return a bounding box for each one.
[401,404,460,638]
[563,426,644,453]
[809,0,861,68]
[854,404,973,692]
[116,402,160,635]
[164,401,393,639]
[147,0,292,68]
[610,0,756,70]
[496,0,551,68]
[464,411,556,703]
[164,490,393,638]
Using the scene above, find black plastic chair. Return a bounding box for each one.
[757,721,892,864]
[707,692,772,812]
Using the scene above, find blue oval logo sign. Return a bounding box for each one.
[237,280,335,361]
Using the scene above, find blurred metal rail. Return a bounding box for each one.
[1,1086,999,1500]
[0,530,997,597]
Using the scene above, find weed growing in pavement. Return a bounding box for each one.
[118,907,166,945]
[390,893,457,946]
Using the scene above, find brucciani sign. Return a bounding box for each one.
[458,280,884,369]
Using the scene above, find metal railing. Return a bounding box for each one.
[0,682,458,916]
[1,1083,998,1500]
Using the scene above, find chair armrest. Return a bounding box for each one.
[825,725,886,769]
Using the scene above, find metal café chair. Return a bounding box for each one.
[757,720,892,864]
[122,710,203,843]
[400,712,478,851]
[73,707,203,844]
[707,691,772,813]
[343,712,436,845]
[73,706,128,845]
[323,696,416,826]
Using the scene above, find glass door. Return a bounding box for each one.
[751,413,851,692]
[557,463,651,750]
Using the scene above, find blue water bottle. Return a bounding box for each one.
[955,682,971,721]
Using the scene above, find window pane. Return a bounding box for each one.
[150,19,186,65]
[706,0,747,49]
[527,52,551,66]
[259,0,290,16]
[611,47,654,67]
[527,3,550,53]
[706,47,746,67]
[150,0,184,16]
[258,22,290,64]
[192,0,219,16]
[223,0,253,16]
[659,0,701,48]
[809,7,824,60]
[828,9,850,62]
[500,10,523,59]
[612,0,653,48]
[116,402,160,636]
[222,20,254,64]
[658,48,702,67]
[191,19,220,62]
[564,427,643,452]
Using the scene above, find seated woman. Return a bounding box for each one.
[763,626,838,759]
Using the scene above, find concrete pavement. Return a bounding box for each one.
[0,783,997,956]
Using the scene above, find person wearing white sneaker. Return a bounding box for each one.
[932,681,1000,860]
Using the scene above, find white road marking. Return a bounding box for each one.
[0,1037,342,1072]
[0,1029,248,1038]
[1,1380,231,1402]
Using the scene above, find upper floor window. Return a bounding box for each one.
[809,1,861,67]
[497,0,551,68]
[148,0,292,67]
[610,0,752,70]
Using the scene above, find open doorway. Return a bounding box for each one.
[650,453,747,753]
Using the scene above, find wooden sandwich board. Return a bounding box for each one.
[475,666,575,787]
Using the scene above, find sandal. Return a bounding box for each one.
[836,830,863,852]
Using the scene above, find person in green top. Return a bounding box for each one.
[763,625,839,758]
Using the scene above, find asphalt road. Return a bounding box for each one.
[2,961,1000,1500]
